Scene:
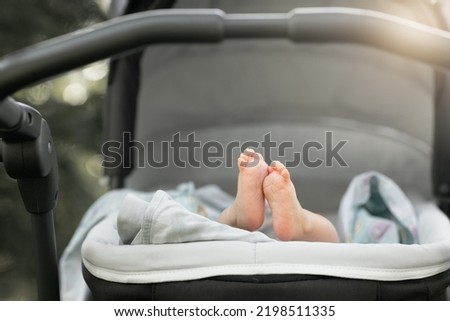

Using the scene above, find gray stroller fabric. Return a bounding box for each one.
[127,34,434,215]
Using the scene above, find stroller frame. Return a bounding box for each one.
[1,6,450,300]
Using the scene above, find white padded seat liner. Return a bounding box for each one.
[83,0,450,286]
[82,203,450,284]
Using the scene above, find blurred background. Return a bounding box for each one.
[0,0,110,300]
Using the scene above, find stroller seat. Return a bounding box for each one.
[76,0,450,300]
[81,193,450,300]
[3,0,450,301]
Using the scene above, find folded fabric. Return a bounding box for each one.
[338,171,418,244]
[117,191,275,245]
[60,182,205,300]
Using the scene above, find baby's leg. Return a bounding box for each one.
[263,161,339,242]
[218,149,268,231]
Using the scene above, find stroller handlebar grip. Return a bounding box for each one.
[0,97,22,130]
[0,98,42,141]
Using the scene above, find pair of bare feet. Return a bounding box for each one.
[218,149,339,243]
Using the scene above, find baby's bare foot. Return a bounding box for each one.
[218,149,268,231]
[263,161,310,241]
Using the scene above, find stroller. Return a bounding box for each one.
[1,0,450,300]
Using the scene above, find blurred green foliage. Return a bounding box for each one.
[0,0,108,300]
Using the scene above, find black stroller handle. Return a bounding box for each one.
[1,7,450,99]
